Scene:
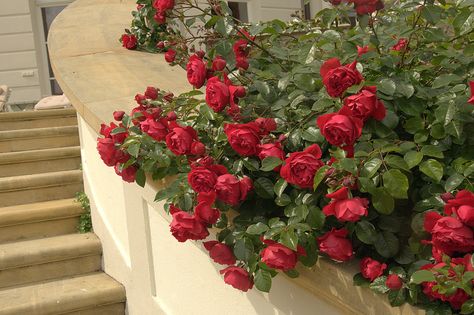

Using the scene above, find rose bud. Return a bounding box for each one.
[212,56,227,71]
[165,49,177,63]
[317,228,353,261]
[360,257,387,281]
[204,241,236,265]
[157,41,165,50]
[113,111,125,121]
[135,93,147,105]
[163,92,174,102]
[167,111,177,121]
[219,266,253,292]
[191,141,206,155]
[145,86,159,100]
[195,50,205,59]
[386,274,403,290]
[441,192,455,203]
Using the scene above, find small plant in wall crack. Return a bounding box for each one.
[76,192,92,233]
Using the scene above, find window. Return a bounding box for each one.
[228,2,249,23]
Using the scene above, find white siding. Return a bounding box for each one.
[0,0,42,104]
[258,0,303,21]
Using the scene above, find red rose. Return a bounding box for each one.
[445,190,474,227]
[145,86,158,100]
[317,228,354,261]
[280,144,324,189]
[97,138,129,167]
[261,242,297,271]
[254,118,277,135]
[135,94,146,105]
[220,266,253,292]
[140,118,169,141]
[194,192,220,225]
[258,142,285,171]
[206,77,230,112]
[165,125,199,155]
[469,81,474,105]
[431,217,474,255]
[322,187,369,222]
[169,210,209,242]
[351,0,384,15]
[186,55,207,89]
[204,241,236,265]
[339,86,386,121]
[424,211,443,233]
[121,34,137,50]
[357,45,370,57]
[153,0,174,11]
[153,11,166,24]
[114,164,137,183]
[320,58,363,98]
[236,57,249,70]
[190,142,206,156]
[391,38,408,51]
[165,49,176,63]
[233,39,249,59]
[215,174,252,205]
[224,122,261,156]
[113,111,125,121]
[316,113,364,152]
[188,167,218,193]
[385,274,403,290]
[212,56,227,71]
[360,257,387,281]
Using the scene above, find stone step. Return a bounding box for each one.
[0,146,81,178]
[0,233,101,289]
[0,109,77,131]
[0,272,126,315]
[0,199,84,244]
[0,126,79,153]
[0,170,83,207]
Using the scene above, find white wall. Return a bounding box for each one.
[0,0,42,104]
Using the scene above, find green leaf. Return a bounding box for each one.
[280,228,298,251]
[353,273,370,287]
[369,276,389,294]
[284,269,300,278]
[234,238,254,261]
[255,269,272,292]
[361,158,382,178]
[371,188,395,214]
[378,79,396,96]
[260,157,283,171]
[410,270,435,284]
[385,155,410,171]
[419,159,444,183]
[445,173,465,192]
[396,82,415,98]
[273,178,288,197]
[432,74,462,89]
[246,223,269,235]
[306,206,325,229]
[254,177,275,199]
[339,158,358,174]
[421,145,444,159]
[242,158,259,171]
[313,165,330,191]
[383,169,409,199]
[461,299,474,314]
[127,142,140,158]
[275,194,291,206]
[374,231,399,258]
[403,117,424,134]
[355,220,378,244]
[388,289,406,307]
[135,168,146,187]
[404,151,423,169]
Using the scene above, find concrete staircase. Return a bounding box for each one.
[0,109,126,314]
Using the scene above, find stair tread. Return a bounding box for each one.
[0,198,83,228]
[0,109,77,121]
[0,146,81,165]
[0,272,125,315]
[0,233,101,270]
[0,126,78,140]
[0,170,83,191]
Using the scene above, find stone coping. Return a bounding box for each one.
[49,1,424,314]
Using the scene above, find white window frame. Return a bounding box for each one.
[30,0,74,97]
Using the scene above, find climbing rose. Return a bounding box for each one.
[113,111,125,121]
[339,86,386,121]
[320,58,363,98]
[204,241,236,265]
[357,45,370,56]
[360,257,387,281]
[224,122,261,156]
[165,49,176,63]
[257,142,285,171]
[194,192,220,225]
[430,217,474,255]
[317,113,364,154]
[121,34,137,50]
[169,210,209,242]
[220,266,253,292]
[97,138,129,167]
[165,125,199,155]
[280,144,324,189]
[205,77,230,112]
[254,118,277,135]
[215,174,252,205]
[350,0,384,15]
[186,55,207,89]
[385,274,403,290]
[212,56,227,71]
[140,118,169,141]
[468,81,474,104]
[153,0,174,12]
[153,11,166,24]
[444,190,474,227]
[317,228,353,261]
[144,86,158,100]
[114,164,137,183]
[188,167,218,193]
[260,242,298,271]
[391,38,408,51]
[322,187,369,222]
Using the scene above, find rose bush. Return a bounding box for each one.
[100,0,474,313]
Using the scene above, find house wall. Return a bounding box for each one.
[0,0,42,104]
